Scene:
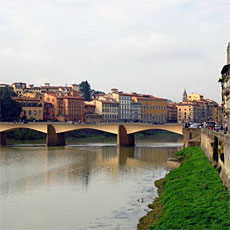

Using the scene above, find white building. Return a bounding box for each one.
[104,89,133,122]
[131,102,142,122]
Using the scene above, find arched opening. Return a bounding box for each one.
[212,136,219,162]
[64,128,116,145]
[132,129,183,146]
[219,140,225,164]
[5,128,46,145]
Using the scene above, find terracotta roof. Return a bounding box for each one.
[41,86,71,89]
[119,93,133,96]
[134,96,167,101]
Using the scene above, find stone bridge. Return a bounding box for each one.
[0,122,183,146]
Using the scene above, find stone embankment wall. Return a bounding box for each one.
[183,128,230,193]
[201,129,230,193]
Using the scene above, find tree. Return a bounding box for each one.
[0,87,22,121]
[79,81,91,101]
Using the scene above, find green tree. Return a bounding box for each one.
[79,81,91,101]
[0,87,22,121]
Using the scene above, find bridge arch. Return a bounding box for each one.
[0,123,47,134]
[51,123,119,135]
[122,124,183,136]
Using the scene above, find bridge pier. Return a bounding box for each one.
[0,132,6,146]
[117,125,135,147]
[47,124,65,146]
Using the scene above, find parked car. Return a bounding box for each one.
[215,124,221,131]
[189,123,200,128]
[206,121,215,130]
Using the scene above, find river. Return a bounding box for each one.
[0,134,183,230]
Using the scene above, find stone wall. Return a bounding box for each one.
[183,128,201,147]
[201,129,230,193]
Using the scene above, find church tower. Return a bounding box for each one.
[182,89,187,102]
[227,42,230,64]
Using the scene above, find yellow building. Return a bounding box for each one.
[11,82,27,96]
[132,95,167,124]
[187,93,204,102]
[177,102,197,124]
[13,92,44,120]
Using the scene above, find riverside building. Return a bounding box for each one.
[219,42,230,130]
[167,103,178,123]
[177,93,218,124]
[44,93,84,122]
[13,92,44,120]
[85,99,119,123]
[132,94,168,124]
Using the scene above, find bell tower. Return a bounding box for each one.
[182,89,187,102]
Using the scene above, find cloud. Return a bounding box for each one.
[0,0,229,103]
[108,33,205,63]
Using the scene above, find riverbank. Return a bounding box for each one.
[138,146,230,230]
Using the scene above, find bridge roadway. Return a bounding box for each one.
[0,122,183,146]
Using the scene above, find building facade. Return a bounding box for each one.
[219,43,230,130]
[11,82,27,96]
[107,89,132,122]
[167,103,178,123]
[13,93,44,120]
[44,102,55,121]
[130,102,142,122]
[177,102,196,124]
[132,95,168,124]
[212,106,223,125]
[86,99,119,122]
[44,93,84,122]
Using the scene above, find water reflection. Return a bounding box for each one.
[0,145,181,196]
[0,139,182,230]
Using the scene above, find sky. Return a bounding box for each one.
[0,0,230,103]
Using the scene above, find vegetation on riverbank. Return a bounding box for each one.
[138,147,230,230]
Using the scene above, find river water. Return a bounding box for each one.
[0,134,183,230]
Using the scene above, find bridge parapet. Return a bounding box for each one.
[183,128,201,147]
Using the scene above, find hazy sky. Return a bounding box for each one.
[1,0,230,102]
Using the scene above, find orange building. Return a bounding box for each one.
[44,102,55,121]
[63,96,84,122]
[44,93,84,122]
